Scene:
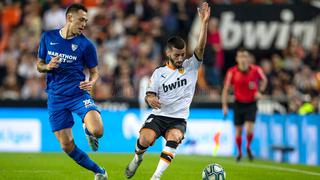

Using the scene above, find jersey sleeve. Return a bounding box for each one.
[182,52,202,70]
[146,69,160,94]
[83,42,98,68]
[225,68,234,85]
[38,32,47,60]
[256,66,264,80]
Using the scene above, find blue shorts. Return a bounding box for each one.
[47,93,100,132]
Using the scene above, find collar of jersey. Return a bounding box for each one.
[59,29,76,40]
[237,64,252,73]
[166,62,177,70]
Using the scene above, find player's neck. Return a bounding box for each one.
[60,26,76,39]
[238,65,249,72]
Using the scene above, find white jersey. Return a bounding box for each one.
[146,53,202,119]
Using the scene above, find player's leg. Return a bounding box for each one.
[83,110,104,151]
[71,94,103,151]
[125,128,157,179]
[151,119,186,179]
[234,103,244,162]
[235,125,243,162]
[125,115,159,179]
[244,103,257,161]
[54,128,106,177]
[245,121,254,161]
[151,128,183,180]
[49,107,107,179]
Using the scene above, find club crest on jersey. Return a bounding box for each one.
[71,44,78,51]
[162,78,187,92]
[249,81,255,89]
[178,68,185,74]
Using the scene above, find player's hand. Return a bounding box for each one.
[79,80,95,92]
[47,56,60,70]
[197,2,211,23]
[222,105,228,116]
[255,91,262,100]
[146,95,161,109]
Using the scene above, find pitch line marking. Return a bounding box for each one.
[223,160,320,176]
[0,170,86,174]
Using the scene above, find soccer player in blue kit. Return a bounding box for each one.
[37,4,107,180]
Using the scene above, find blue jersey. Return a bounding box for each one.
[38,29,98,96]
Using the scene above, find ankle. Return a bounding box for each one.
[134,153,144,162]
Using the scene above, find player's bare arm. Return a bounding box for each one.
[255,67,268,99]
[79,66,99,92]
[36,56,60,73]
[194,2,210,60]
[222,71,232,116]
[145,92,161,109]
[258,67,268,92]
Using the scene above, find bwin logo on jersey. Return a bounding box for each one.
[162,78,187,92]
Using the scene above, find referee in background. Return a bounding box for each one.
[222,48,267,162]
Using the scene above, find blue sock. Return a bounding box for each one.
[68,145,104,174]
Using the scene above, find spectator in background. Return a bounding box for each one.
[298,95,319,115]
[0,0,319,111]
[283,37,304,72]
[43,1,65,30]
[21,77,45,99]
[1,59,23,100]
[204,17,224,86]
[126,0,151,21]
[293,65,318,94]
[0,1,21,54]
[286,84,303,113]
[160,1,178,36]
[304,41,320,71]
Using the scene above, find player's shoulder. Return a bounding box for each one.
[250,64,261,71]
[229,65,238,72]
[153,64,166,72]
[43,29,59,36]
[79,34,94,45]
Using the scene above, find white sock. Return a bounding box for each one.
[134,153,144,162]
[134,139,147,162]
[153,146,176,177]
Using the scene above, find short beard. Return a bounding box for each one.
[169,56,182,69]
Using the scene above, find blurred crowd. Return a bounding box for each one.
[0,0,319,114]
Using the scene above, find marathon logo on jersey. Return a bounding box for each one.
[162,78,187,92]
[83,99,95,108]
[48,51,77,63]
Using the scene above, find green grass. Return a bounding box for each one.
[0,153,319,180]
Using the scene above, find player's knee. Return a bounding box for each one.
[168,137,183,144]
[91,127,103,138]
[61,140,75,153]
[139,134,156,147]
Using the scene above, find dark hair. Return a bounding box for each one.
[66,4,87,17]
[166,36,186,50]
[237,47,248,53]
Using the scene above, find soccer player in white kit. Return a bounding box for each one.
[125,2,210,180]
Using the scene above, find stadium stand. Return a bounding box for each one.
[0,0,319,115]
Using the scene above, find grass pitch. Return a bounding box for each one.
[0,153,319,180]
